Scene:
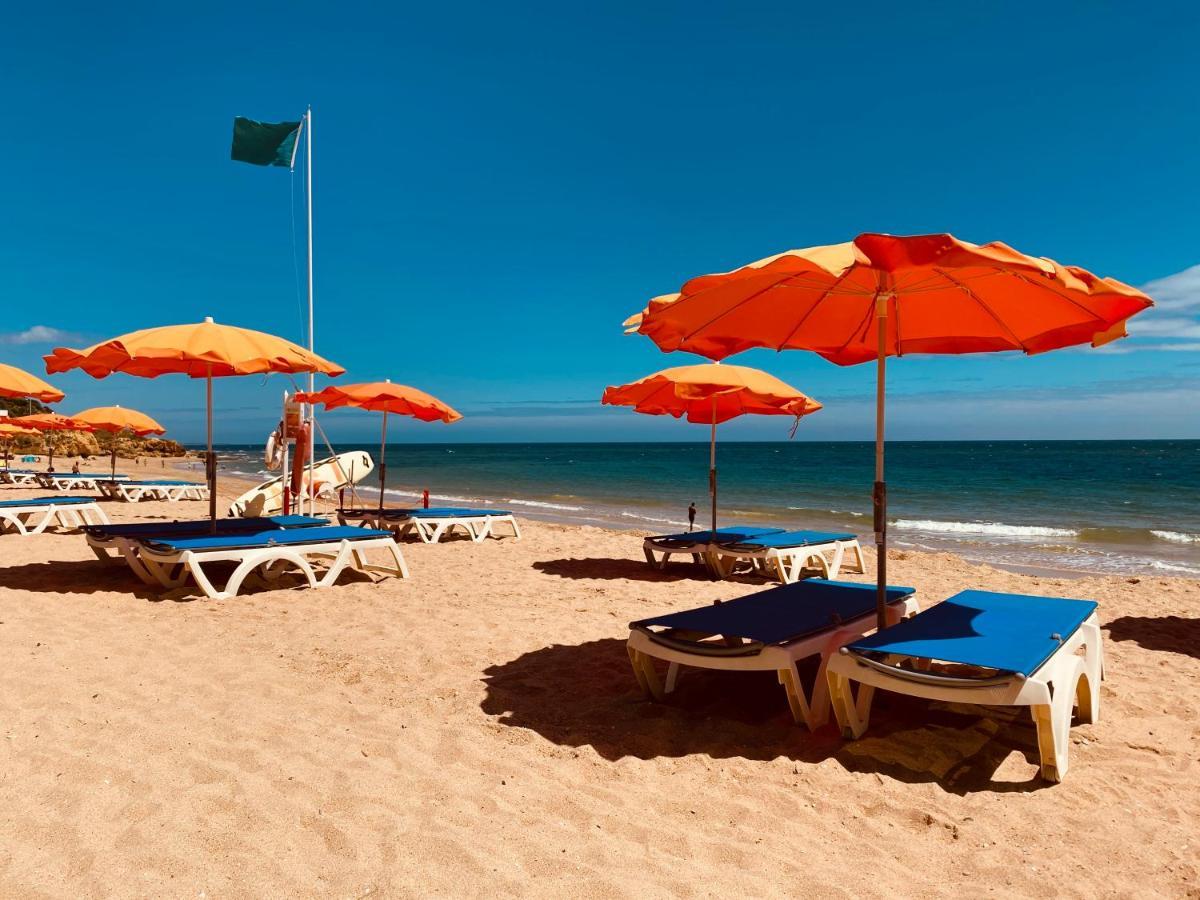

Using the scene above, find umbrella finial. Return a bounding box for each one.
[204,316,214,324]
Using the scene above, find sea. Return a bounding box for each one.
[201,440,1200,578]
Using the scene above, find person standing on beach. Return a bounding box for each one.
[688,502,697,531]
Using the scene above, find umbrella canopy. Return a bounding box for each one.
[631,233,1154,625]
[13,413,94,472]
[73,405,167,478]
[0,362,65,403]
[0,421,35,470]
[602,363,821,535]
[45,317,344,526]
[296,381,462,508]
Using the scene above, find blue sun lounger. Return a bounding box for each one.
[642,525,785,570]
[86,514,329,568]
[628,579,920,729]
[0,495,109,535]
[342,506,521,543]
[35,472,131,491]
[96,478,210,502]
[129,524,408,599]
[826,590,1103,782]
[709,530,866,583]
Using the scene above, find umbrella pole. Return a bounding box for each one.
[709,408,718,535]
[873,292,890,630]
[378,411,388,511]
[207,366,216,531]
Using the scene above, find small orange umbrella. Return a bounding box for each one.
[46,317,344,526]
[296,381,462,508]
[631,233,1155,625]
[602,363,821,534]
[73,405,167,479]
[0,362,65,403]
[13,413,94,472]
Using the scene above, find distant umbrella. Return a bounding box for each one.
[73,405,167,479]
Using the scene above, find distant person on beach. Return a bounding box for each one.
[71,461,80,474]
[687,502,697,531]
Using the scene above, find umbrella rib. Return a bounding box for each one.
[933,268,1030,351]
[777,266,862,350]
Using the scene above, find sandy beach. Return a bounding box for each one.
[1,461,1198,898]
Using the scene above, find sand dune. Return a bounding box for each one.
[1,467,1197,897]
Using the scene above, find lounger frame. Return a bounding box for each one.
[628,595,920,730]
[709,538,866,583]
[131,533,409,600]
[346,510,521,544]
[0,500,110,535]
[1,470,40,486]
[35,473,130,491]
[826,612,1102,782]
[97,480,209,502]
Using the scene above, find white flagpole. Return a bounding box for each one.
[305,105,315,514]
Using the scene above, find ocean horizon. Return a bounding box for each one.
[196,438,1200,578]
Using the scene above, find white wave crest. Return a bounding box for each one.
[892,519,1078,538]
[619,511,690,527]
[1151,530,1200,544]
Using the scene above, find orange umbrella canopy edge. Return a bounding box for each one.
[44,318,345,379]
[72,406,166,436]
[0,362,65,403]
[602,363,822,424]
[295,382,462,423]
[12,412,94,432]
[632,233,1154,364]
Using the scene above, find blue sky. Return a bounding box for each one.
[1,1,1197,443]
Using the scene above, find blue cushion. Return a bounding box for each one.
[111,479,198,486]
[84,515,327,540]
[649,525,786,545]
[141,524,394,553]
[632,579,917,647]
[0,496,95,508]
[725,530,856,549]
[844,590,1099,678]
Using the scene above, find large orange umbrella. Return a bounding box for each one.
[12,413,95,472]
[0,362,65,404]
[602,363,821,535]
[46,317,344,526]
[296,381,462,509]
[631,233,1154,625]
[73,405,167,479]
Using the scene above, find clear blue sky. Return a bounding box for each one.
[1,2,1197,444]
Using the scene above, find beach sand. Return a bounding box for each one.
[1,462,1198,897]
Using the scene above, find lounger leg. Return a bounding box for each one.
[844,540,866,575]
[627,647,664,700]
[664,662,680,694]
[778,664,823,730]
[827,667,875,739]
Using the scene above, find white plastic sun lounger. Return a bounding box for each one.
[707,530,866,583]
[35,472,130,491]
[628,579,919,730]
[96,479,210,502]
[826,590,1103,782]
[0,496,110,536]
[642,526,785,571]
[128,524,409,600]
[343,507,521,543]
[1,469,41,486]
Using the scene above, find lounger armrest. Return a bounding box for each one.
[840,648,1024,687]
[633,624,764,658]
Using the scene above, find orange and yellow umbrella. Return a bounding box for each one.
[0,362,65,403]
[602,363,821,534]
[12,413,94,472]
[46,317,344,525]
[630,233,1155,625]
[73,405,167,478]
[296,381,462,508]
[0,421,36,471]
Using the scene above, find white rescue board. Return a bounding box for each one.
[228,450,374,518]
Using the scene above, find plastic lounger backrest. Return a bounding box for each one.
[632,579,917,649]
[725,530,857,549]
[844,590,1099,678]
[83,515,328,539]
[650,525,786,545]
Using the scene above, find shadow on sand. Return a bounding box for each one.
[1105,615,1200,660]
[532,557,704,582]
[480,636,1057,793]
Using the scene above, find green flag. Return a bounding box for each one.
[230,116,302,168]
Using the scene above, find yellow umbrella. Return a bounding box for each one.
[73,405,167,479]
[46,317,344,526]
[0,362,64,403]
